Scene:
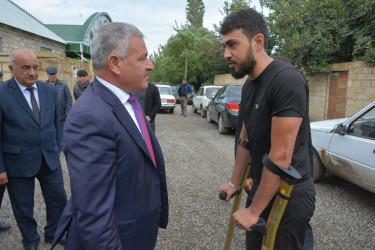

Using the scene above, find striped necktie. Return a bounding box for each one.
[26,87,40,124]
[128,95,156,167]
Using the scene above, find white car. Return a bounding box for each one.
[192,85,222,117]
[311,101,375,193]
[156,85,175,113]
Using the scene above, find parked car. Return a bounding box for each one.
[206,85,242,134]
[156,84,175,113]
[311,101,375,193]
[192,85,223,117]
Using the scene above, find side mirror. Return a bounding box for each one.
[334,124,346,135]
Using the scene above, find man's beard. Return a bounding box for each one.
[229,47,257,79]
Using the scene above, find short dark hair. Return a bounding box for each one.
[220,8,268,49]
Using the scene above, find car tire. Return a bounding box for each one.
[206,109,213,123]
[218,115,229,134]
[170,108,174,114]
[313,150,326,182]
[200,106,206,118]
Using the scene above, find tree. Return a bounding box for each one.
[260,0,375,75]
[149,27,228,88]
[213,0,255,35]
[186,0,205,28]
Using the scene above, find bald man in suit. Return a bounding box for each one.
[0,50,67,250]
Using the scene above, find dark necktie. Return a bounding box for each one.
[26,87,40,123]
[128,95,156,167]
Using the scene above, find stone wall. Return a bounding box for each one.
[0,23,65,55]
[0,51,91,102]
[213,74,247,86]
[214,61,375,121]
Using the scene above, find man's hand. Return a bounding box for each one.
[232,207,259,231]
[187,94,191,98]
[146,116,151,123]
[218,182,237,202]
[65,112,69,117]
[244,178,253,192]
[0,172,8,185]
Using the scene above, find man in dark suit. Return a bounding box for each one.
[51,22,168,249]
[138,82,161,133]
[0,49,67,250]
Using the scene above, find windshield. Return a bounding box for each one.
[157,86,172,95]
[227,86,242,97]
[206,87,222,98]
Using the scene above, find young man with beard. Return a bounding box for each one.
[218,8,315,250]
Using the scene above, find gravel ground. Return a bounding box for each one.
[0,104,374,249]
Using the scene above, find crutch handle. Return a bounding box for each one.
[219,186,242,200]
[251,217,268,235]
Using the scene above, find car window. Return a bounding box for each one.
[157,86,172,95]
[227,86,242,98]
[213,87,225,101]
[197,88,203,96]
[206,87,222,98]
[347,106,375,139]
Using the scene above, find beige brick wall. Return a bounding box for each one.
[0,23,65,55]
[214,74,247,86]
[215,61,375,121]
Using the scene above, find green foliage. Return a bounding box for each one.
[186,0,205,28]
[149,27,228,87]
[260,0,375,75]
[213,0,255,34]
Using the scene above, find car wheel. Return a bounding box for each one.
[170,108,174,114]
[206,109,213,123]
[218,115,229,134]
[200,106,206,118]
[313,150,326,182]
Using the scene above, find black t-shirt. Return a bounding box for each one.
[239,60,314,198]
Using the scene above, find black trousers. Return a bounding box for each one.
[0,184,5,209]
[246,178,315,250]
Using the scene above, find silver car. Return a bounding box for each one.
[311,101,375,193]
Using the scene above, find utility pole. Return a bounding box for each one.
[184,55,188,78]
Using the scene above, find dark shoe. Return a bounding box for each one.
[24,246,38,250]
[180,113,184,116]
[0,222,11,231]
[45,235,66,245]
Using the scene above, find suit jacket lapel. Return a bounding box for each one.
[9,78,39,125]
[93,80,155,166]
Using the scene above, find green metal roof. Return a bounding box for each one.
[46,12,100,43]
[45,24,82,42]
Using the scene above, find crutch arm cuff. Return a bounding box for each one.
[262,154,302,185]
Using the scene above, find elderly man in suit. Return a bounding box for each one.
[51,22,169,250]
[0,49,67,250]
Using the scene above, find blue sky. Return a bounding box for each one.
[12,0,264,55]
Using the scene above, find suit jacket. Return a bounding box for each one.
[52,79,168,249]
[0,78,61,177]
[138,83,161,122]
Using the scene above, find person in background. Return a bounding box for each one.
[0,72,3,83]
[73,70,89,100]
[45,67,72,150]
[218,8,315,250]
[138,82,161,133]
[177,77,193,117]
[51,22,168,250]
[0,49,67,250]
